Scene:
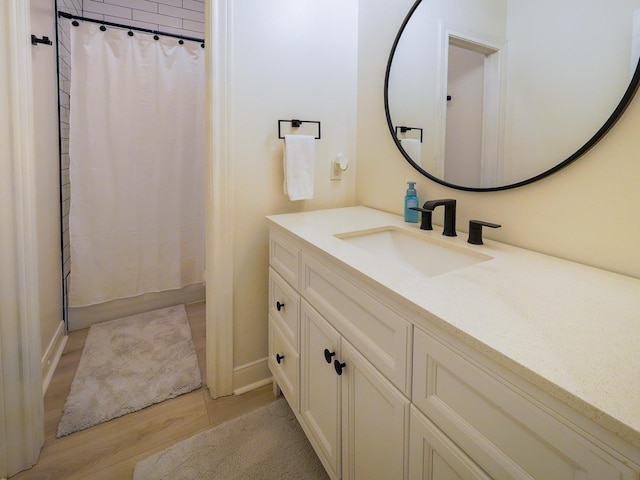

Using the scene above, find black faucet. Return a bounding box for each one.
[422,199,457,237]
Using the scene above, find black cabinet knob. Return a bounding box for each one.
[276,301,285,311]
[334,359,346,375]
[324,348,336,363]
[276,353,285,364]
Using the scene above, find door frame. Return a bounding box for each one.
[0,1,235,476]
[0,0,45,476]
[205,0,235,398]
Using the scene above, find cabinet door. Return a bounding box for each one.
[301,301,341,479]
[341,339,410,480]
[410,406,492,480]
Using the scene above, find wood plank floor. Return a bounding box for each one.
[12,302,277,480]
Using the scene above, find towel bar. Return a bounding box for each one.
[395,125,423,143]
[278,119,321,140]
[31,35,53,46]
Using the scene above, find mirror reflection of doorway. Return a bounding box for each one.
[438,31,505,188]
[445,45,485,186]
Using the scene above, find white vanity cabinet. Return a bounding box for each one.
[267,212,640,480]
[268,227,411,480]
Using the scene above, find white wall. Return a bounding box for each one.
[229,0,358,388]
[357,0,640,280]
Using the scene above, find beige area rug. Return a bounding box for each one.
[57,304,202,437]
[133,398,329,480]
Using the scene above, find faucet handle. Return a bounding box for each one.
[468,220,501,245]
[409,207,433,230]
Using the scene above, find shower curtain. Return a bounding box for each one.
[68,22,205,307]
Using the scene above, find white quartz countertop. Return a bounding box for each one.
[266,206,640,449]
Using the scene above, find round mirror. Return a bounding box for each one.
[385,0,640,191]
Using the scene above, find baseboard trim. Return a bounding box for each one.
[41,321,67,396]
[233,357,271,395]
[68,284,205,330]
[234,377,273,396]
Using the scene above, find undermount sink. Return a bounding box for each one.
[335,227,492,277]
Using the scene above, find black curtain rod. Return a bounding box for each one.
[57,11,205,45]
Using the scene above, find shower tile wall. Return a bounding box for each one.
[57,0,205,320]
[58,0,82,321]
[83,0,205,37]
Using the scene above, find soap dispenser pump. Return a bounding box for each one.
[404,181,419,223]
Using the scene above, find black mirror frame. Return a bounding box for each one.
[384,0,640,192]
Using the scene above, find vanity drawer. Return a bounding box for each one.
[268,315,299,412]
[269,229,301,289]
[269,267,299,349]
[412,328,636,480]
[301,252,412,396]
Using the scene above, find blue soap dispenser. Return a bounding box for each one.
[404,181,419,223]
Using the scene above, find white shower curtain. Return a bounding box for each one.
[68,22,205,307]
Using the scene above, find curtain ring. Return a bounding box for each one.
[128,30,134,37]
[154,34,159,40]
[72,20,79,27]
[100,25,106,32]
[178,39,184,45]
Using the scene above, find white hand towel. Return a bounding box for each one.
[400,138,422,165]
[283,134,315,201]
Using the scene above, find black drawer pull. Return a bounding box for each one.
[334,359,346,376]
[276,353,285,364]
[276,301,285,311]
[324,348,336,364]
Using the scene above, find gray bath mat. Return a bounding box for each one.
[133,398,329,480]
[57,304,202,437]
